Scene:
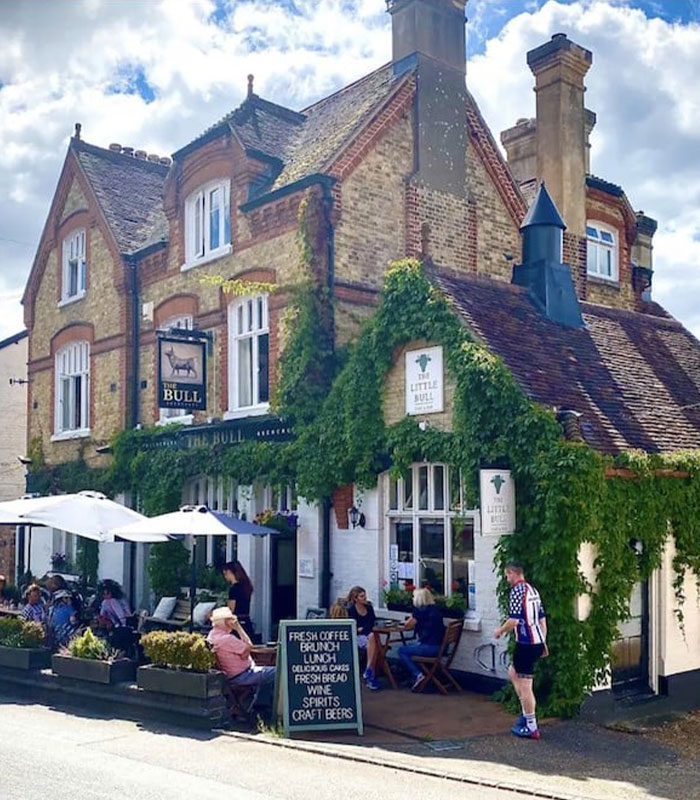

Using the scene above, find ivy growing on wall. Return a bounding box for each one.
[27,232,700,716]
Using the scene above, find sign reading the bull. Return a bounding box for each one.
[157,335,207,411]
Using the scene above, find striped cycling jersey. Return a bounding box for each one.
[508,580,546,645]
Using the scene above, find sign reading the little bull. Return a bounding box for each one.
[275,619,363,737]
[480,469,516,535]
[157,336,207,411]
[405,345,444,415]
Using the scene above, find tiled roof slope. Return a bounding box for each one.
[434,270,700,454]
[272,63,404,189]
[73,140,169,254]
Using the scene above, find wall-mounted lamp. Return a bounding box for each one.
[95,445,113,455]
[348,505,366,529]
[9,377,29,386]
[418,419,430,432]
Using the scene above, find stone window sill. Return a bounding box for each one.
[223,404,270,421]
[587,275,621,290]
[181,244,232,273]
[58,292,86,308]
[51,429,90,442]
[156,414,194,427]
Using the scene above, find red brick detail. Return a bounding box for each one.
[405,184,421,258]
[328,77,415,182]
[140,248,169,287]
[332,484,354,530]
[242,196,300,247]
[466,96,527,226]
[333,281,380,307]
[586,187,637,244]
[154,294,199,328]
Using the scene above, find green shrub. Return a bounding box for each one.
[0,617,45,648]
[140,630,216,673]
[66,628,112,661]
[147,541,190,599]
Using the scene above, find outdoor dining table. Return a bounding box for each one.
[0,606,22,618]
[371,620,413,689]
[251,645,277,667]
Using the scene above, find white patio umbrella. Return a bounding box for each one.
[0,491,149,543]
[110,505,280,631]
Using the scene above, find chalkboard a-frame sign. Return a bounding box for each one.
[275,619,363,737]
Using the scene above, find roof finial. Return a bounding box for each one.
[74,122,82,140]
[247,74,254,98]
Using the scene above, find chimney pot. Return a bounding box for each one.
[121,146,134,156]
[247,74,254,98]
[147,153,160,163]
[159,157,172,166]
[74,122,81,140]
[109,143,122,152]
[134,149,147,159]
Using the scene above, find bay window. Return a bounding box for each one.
[184,180,231,268]
[227,293,269,415]
[386,463,477,610]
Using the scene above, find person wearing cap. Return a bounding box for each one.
[20,584,46,624]
[47,589,79,647]
[206,607,275,697]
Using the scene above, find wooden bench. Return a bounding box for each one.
[141,599,206,632]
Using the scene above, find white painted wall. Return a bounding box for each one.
[0,333,27,504]
[295,499,323,615]
[658,538,700,677]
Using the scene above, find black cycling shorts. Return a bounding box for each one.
[512,643,545,677]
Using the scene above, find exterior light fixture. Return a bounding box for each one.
[348,506,366,529]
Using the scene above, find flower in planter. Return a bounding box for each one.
[254,508,298,534]
[64,628,120,662]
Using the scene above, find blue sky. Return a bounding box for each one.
[0,0,699,342]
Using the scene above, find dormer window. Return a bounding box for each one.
[587,222,618,281]
[184,180,231,269]
[61,229,86,303]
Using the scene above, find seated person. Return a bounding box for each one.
[397,588,445,692]
[328,602,349,619]
[97,579,134,653]
[20,583,46,624]
[346,586,381,691]
[206,607,275,706]
[47,589,79,648]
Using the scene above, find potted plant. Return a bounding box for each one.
[52,628,136,684]
[254,508,298,535]
[383,585,414,612]
[0,617,51,670]
[435,593,466,619]
[138,630,222,699]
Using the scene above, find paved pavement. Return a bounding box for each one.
[0,696,532,800]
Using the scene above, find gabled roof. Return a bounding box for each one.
[0,329,27,350]
[434,270,700,454]
[72,139,169,254]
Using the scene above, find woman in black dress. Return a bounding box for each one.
[222,560,255,639]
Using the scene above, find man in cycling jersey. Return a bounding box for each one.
[494,562,547,740]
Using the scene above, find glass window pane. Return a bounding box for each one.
[73,375,82,429]
[604,249,612,277]
[223,188,231,245]
[403,468,413,510]
[389,476,398,511]
[389,520,414,591]
[247,300,253,331]
[586,226,598,239]
[451,518,475,611]
[257,333,269,403]
[419,520,444,595]
[433,465,445,510]
[601,231,614,243]
[257,296,263,330]
[418,466,428,510]
[61,378,70,430]
[587,243,598,274]
[238,338,253,407]
[209,188,220,250]
[449,467,461,511]
[237,304,243,335]
[193,199,201,257]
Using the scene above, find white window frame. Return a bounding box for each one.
[225,293,270,419]
[52,340,90,440]
[586,221,619,282]
[182,179,232,270]
[157,314,195,426]
[383,463,479,612]
[59,229,87,305]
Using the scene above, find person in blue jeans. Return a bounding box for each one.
[397,588,445,691]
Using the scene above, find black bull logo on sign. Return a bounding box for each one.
[165,346,197,378]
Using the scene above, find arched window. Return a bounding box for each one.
[586,222,618,281]
[54,340,90,436]
[61,229,87,303]
[184,179,231,268]
[227,293,269,416]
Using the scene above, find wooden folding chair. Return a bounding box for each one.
[222,681,257,723]
[411,618,463,695]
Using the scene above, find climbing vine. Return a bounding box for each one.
[28,238,700,716]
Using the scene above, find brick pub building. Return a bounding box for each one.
[20,1,700,711]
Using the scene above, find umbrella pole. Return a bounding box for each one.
[189,537,196,634]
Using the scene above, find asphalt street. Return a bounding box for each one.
[0,698,528,800]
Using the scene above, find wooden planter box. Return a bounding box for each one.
[137,664,224,700]
[51,654,136,685]
[0,645,52,671]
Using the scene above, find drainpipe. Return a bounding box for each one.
[125,253,140,429]
[319,179,335,611]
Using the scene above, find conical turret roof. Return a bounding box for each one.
[520,182,566,230]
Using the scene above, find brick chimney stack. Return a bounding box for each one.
[387,0,468,196]
[526,33,592,237]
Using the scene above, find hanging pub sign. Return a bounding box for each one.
[405,345,444,415]
[275,619,363,738]
[157,334,207,411]
[480,469,516,535]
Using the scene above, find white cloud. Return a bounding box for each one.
[467,0,700,337]
[0,0,698,344]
